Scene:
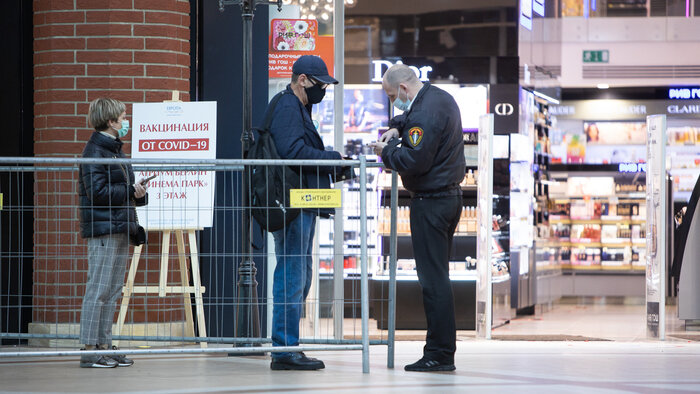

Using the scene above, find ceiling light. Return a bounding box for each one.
[597,84,609,89]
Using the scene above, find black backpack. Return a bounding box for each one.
[247,91,302,232]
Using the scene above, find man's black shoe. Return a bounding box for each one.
[404,357,455,372]
[270,352,325,370]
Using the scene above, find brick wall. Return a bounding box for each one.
[32,0,192,328]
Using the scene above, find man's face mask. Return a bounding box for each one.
[392,86,412,112]
[304,79,326,105]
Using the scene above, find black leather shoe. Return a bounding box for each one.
[271,353,325,370]
[404,357,455,372]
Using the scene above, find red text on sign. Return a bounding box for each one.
[139,139,209,152]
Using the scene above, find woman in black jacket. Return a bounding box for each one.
[77,98,148,368]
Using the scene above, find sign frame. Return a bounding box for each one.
[645,114,667,340]
[131,101,217,230]
[476,114,494,339]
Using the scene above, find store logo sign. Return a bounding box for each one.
[667,104,700,114]
[494,103,514,116]
[550,105,575,116]
[371,60,432,83]
[668,88,700,100]
[618,163,646,173]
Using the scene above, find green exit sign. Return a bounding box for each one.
[583,50,609,63]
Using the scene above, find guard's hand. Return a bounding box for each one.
[379,128,399,143]
[133,181,147,199]
[369,141,387,156]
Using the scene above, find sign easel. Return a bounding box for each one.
[115,91,214,348]
[115,228,207,348]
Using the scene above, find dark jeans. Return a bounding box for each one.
[410,194,462,363]
[271,210,316,359]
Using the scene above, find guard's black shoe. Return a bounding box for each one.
[270,353,325,370]
[404,357,455,372]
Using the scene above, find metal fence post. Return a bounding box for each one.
[387,170,398,368]
[359,155,370,373]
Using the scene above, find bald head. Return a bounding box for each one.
[381,64,423,106]
[382,64,419,89]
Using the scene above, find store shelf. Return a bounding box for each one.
[379,233,477,237]
[373,271,512,283]
[600,239,632,245]
[550,217,646,225]
[373,272,478,282]
[549,218,571,224]
[319,269,364,277]
[570,218,602,224]
[669,167,700,174]
[319,244,377,249]
[615,193,646,199]
[536,264,563,271]
[378,185,477,192]
[561,265,645,274]
[600,216,646,224]
[569,241,602,247]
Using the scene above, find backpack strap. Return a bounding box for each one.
[247,91,287,160]
[259,91,287,133]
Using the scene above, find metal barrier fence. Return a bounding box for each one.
[0,157,399,373]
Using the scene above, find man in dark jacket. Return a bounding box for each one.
[78,98,148,368]
[371,64,466,372]
[267,55,343,370]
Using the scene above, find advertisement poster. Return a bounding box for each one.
[344,85,389,134]
[269,19,334,80]
[131,102,217,230]
[584,122,646,145]
[564,133,586,164]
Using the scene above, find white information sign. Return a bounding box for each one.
[132,102,217,230]
[645,115,666,339]
[476,114,494,339]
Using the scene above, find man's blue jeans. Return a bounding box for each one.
[271,210,316,359]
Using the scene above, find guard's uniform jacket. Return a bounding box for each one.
[381,83,466,194]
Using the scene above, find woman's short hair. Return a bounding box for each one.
[88,98,126,131]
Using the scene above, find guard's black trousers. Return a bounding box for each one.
[409,193,462,364]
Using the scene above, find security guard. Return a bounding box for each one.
[371,64,465,372]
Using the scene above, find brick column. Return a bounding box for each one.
[32,0,192,346]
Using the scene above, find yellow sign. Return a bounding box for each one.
[0,193,3,210]
[290,189,342,208]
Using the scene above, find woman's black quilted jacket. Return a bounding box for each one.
[78,131,147,242]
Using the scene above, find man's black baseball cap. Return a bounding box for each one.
[292,55,339,85]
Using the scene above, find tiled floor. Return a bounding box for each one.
[2,341,700,393]
[2,302,700,393]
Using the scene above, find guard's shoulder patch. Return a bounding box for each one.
[407,126,424,147]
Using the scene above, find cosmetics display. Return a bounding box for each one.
[546,181,647,271]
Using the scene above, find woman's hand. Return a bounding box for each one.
[133,180,148,199]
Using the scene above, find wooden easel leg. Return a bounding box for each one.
[176,230,195,339]
[115,245,143,347]
[159,230,171,297]
[188,230,208,348]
